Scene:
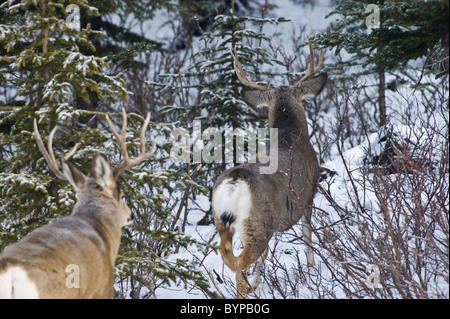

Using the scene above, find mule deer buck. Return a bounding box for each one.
[0,108,156,298]
[212,36,327,298]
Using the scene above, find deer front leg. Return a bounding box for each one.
[301,214,315,267]
[249,246,269,291]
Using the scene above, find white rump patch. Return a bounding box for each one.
[0,266,39,299]
[212,178,252,235]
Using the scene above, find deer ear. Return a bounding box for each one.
[61,158,86,192]
[241,89,273,108]
[294,72,328,100]
[90,152,115,189]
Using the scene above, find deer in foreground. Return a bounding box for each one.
[0,108,156,298]
[212,36,327,298]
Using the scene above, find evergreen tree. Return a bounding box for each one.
[159,2,289,159]
[179,3,289,130]
[0,0,130,244]
[316,0,449,74]
[314,0,448,127]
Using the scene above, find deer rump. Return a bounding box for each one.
[212,163,306,238]
[212,174,252,237]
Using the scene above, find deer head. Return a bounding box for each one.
[33,108,156,226]
[231,34,327,137]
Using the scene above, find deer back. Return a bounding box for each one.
[214,74,327,233]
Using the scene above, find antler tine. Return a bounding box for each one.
[139,112,157,159]
[230,46,271,92]
[105,108,128,166]
[33,119,79,180]
[294,33,324,86]
[105,108,156,178]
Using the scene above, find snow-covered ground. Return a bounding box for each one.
[152,125,448,299]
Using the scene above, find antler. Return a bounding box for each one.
[105,108,156,178]
[230,46,271,92]
[33,119,80,180]
[294,33,324,86]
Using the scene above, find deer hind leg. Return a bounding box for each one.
[217,223,236,271]
[235,236,270,299]
[249,246,269,291]
[301,214,315,267]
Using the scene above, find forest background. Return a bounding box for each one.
[0,0,448,298]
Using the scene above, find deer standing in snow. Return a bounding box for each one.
[0,108,156,298]
[212,36,327,298]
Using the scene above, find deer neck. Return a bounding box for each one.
[72,195,123,261]
[268,96,319,206]
[269,97,310,149]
